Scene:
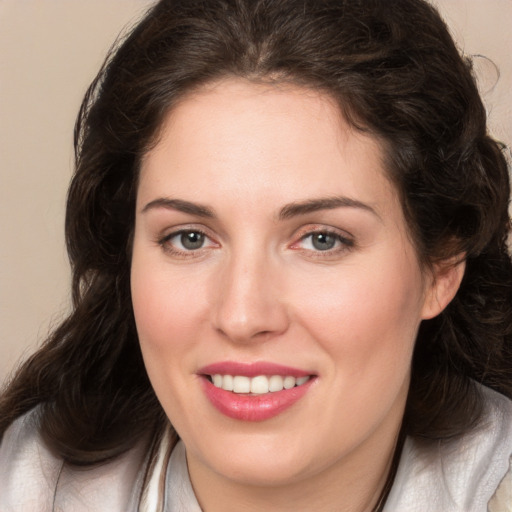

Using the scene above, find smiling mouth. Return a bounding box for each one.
[206,374,312,394]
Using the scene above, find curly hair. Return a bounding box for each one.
[1,0,511,466]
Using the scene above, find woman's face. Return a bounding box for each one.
[131,79,450,494]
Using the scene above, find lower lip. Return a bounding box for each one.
[201,377,315,422]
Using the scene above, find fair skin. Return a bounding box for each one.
[131,79,464,512]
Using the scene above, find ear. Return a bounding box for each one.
[421,257,466,320]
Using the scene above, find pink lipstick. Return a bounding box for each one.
[198,362,316,422]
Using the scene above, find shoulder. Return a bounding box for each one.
[0,407,61,511]
[385,385,512,512]
[0,407,151,511]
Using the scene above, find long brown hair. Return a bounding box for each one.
[1,0,511,467]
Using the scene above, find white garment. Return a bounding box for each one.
[1,385,511,511]
[0,407,150,511]
[384,386,512,511]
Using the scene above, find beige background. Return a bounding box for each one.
[1,1,511,382]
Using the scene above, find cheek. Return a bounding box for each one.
[130,253,206,360]
[130,257,211,421]
[293,259,424,375]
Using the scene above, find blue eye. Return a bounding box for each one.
[160,230,215,253]
[310,232,337,251]
[297,231,353,252]
[178,231,206,250]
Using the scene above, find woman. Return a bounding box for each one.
[1,0,511,510]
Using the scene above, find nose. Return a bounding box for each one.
[212,251,289,344]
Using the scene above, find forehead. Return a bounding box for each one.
[138,78,397,216]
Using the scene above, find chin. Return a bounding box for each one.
[186,428,326,487]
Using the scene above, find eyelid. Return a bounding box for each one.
[291,224,354,242]
[157,224,220,256]
[165,230,216,247]
[289,225,355,253]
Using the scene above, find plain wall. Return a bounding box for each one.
[1,1,511,382]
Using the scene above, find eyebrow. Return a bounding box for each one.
[141,198,214,217]
[141,195,379,220]
[278,196,379,220]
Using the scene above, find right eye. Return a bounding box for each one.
[159,229,217,255]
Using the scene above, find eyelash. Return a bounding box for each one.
[157,228,216,257]
[292,229,355,257]
[156,227,355,258]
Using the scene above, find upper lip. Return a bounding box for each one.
[198,361,313,378]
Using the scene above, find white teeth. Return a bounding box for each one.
[223,374,234,391]
[296,376,309,386]
[233,376,251,393]
[250,375,269,394]
[210,374,311,394]
[268,375,284,392]
[283,376,296,389]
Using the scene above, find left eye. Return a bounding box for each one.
[298,232,350,251]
